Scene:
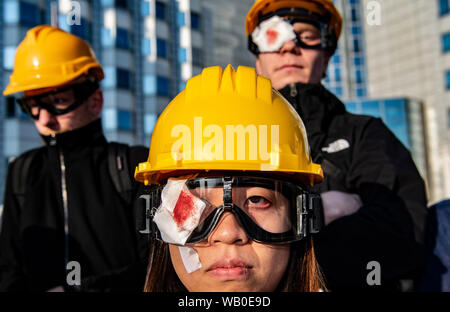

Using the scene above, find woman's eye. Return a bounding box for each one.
[247,196,271,209]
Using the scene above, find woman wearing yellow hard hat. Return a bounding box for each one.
[135,65,326,292]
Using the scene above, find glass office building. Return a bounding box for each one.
[0,0,209,201]
[323,0,368,100]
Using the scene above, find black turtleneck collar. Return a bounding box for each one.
[40,118,107,149]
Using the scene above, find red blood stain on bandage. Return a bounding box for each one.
[266,29,279,45]
[172,190,196,228]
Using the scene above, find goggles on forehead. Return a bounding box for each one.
[249,14,336,54]
[136,176,324,246]
[16,79,99,120]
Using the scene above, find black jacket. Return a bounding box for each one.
[279,83,428,291]
[0,119,149,292]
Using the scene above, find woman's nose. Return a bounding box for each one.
[208,211,249,245]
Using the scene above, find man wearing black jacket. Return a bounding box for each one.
[0,25,148,291]
[245,0,428,290]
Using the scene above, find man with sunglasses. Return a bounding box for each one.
[245,0,428,290]
[0,25,148,291]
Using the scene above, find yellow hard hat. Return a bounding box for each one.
[135,65,323,186]
[3,25,104,96]
[245,0,342,41]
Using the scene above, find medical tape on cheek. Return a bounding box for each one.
[178,246,202,274]
[152,179,206,245]
[251,15,296,53]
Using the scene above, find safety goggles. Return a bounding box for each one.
[136,176,324,246]
[249,13,336,54]
[16,79,99,120]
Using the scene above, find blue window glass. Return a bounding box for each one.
[192,47,204,67]
[442,33,450,53]
[177,11,186,27]
[144,114,158,134]
[351,8,358,22]
[4,0,19,24]
[115,0,128,9]
[157,76,169,96]
[179,48,187,63]
[351,26,360,35]
[19,1,39,27]
[101,0,114,6]
[6,97,16,118]
[333,54,340,64]
[446,70,450,89]
[335,87,343,97]
[142,38,151,55]
[385,99,406,120]
[354,57,362,66]
[157,38,167,58]
[334,68,341,82]
[117,68,131,89]
[142,1,150,16]
[191,12,201,30]
[353,39,360,53]
[102,67,116,88]
[117,110,132,131]
[143,75,156,95]
[345,101,358,113]
[71,18,90,41]
[3,46,16,70]
[439,0,450,16]
[356,70,363,84]
[101,27,114,47]
[116,28,129,50]
[356,88,366,98]
[156,1,166,20]
[361,101,381,117]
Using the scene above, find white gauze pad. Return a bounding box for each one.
[251,15,296,52]
[178,246,202,274]
[152,179,206,245]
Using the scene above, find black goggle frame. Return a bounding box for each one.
[16,79,100,120]
[135,176,324,245]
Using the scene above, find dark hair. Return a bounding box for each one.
[143,236,327,292]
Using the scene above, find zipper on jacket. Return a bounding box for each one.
[53,133,70,270]
[289,83,298,98]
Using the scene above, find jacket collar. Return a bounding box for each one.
[40,118,106,149]
[278,83,346,124]
[278,83,346,158]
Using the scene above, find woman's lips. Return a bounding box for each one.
[206,259,252,279]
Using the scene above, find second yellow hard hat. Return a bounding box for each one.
[3,25,104,96]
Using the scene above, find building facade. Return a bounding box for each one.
[0,0,209,201]
[362,0,450,203]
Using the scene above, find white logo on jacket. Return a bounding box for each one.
[321,139,350,153]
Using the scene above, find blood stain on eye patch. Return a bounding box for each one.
[172,190,196,228]
[266,29,279,45]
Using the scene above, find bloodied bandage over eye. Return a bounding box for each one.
[249,15,335,54]
[137,176,324,246]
